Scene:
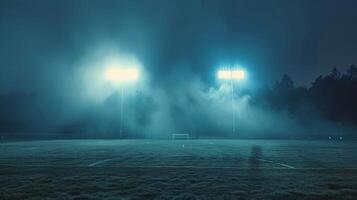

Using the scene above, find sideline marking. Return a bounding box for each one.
[257,158,295,169]
[277,163,295,169]
[88,159,114,167]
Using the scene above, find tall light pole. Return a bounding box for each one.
[217,68,245,137]
[105,67,140,138]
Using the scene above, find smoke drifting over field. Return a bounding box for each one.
[25,45,298,139]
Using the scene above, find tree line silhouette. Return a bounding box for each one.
[253,65,357,127]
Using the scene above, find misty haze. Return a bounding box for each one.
[0,0,357,199]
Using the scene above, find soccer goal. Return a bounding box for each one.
[171,133,190,140]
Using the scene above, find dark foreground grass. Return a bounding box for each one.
[1,166,357,200]
[0,139,357,199]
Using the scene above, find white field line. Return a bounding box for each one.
[88,158,115,167]
[277,163,296,169]
[88,154,195,167]
[257,158,295,169]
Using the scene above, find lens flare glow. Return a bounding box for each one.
[217,69,245,80]
[105,68,139,83]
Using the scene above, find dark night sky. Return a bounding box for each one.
[1,0,357,93]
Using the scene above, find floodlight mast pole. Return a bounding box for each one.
[119,86,124,138]
[230,69,236,138]
[106,67,140,138]
[218,68,245,138]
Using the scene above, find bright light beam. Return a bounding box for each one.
[217,69,245,80]
[105,68,140,83]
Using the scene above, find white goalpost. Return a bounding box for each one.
[171,133,190,140]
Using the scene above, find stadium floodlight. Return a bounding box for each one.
[217,69,245,80]
[105,67,140,138]
[105,67,140,83]
[216,67,247,138]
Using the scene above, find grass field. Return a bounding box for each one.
[0,139,357,199]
